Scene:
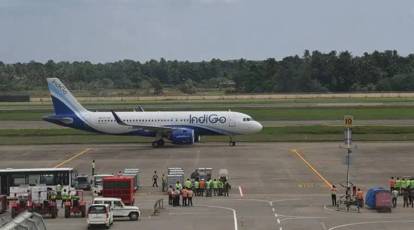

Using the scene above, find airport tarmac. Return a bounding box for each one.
[1,142,413,230]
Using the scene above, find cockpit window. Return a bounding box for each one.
[243,118,252,121]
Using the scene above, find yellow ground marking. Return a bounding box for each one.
[54,148,91,168]
[290,149,332,189]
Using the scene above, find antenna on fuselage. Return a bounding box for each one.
[134,105,144,112]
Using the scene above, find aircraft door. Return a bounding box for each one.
[229,116,236,127]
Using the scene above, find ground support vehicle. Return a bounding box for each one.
[30,187,58,218]
[190,168,212,181]
[64,190,86,218]
[102,176,135,205]
[122,168,141,191]
[87,204,113,229]
[9,193,32,218]
[0,195,6,213]
[93,197,140,221]
[75,175,91,191]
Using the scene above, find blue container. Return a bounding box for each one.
[365,187,388,209]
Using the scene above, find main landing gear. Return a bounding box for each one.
[229,136,236,146]
[152,139,165,148]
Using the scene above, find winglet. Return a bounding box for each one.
[111,110,128,126]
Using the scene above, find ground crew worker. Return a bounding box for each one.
[91,160,96,176]
[218,179,224,196]
[403,188,409,208]
[356,188,364,208]
[153,171,159,188]
[167,185,173,205]
[172,188,178,207]
[199,179,206,197]
[212,179,218,196]
[409,188,414,208]
[61,188,69,208]
[187,188,193,206]
[396,177,402,193]
[392,189,399,208]
[181,188,188,207]
[194,179,200,196]
[401,178,408,192]
[389,177,396,191]
[184,178,192,189]
[206,179,211,197]
[56,184,62,200]
[161,174,166,192]
[331,185,337,207]
[176,181,183,191]
[223,181,231,196]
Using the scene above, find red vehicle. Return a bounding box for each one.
[31,200,58,218]
[10,194,32,218]
[64,190,86,218]
[375,191,392,213]
[102,176,135,205]
[0,195,6,214]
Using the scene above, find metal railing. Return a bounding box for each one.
[0,211,46,230]
[152,199,164,216]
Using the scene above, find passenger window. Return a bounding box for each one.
[114,201,123,207]
[104,201,112,207]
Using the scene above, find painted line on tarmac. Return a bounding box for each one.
[54,148,92,168]
[238,186,244,197]
[199,205,238,230]
[327,220,414,230]
[290,149,332,189]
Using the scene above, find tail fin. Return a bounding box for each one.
[47,78,88,115]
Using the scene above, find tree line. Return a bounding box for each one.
[1,50,414,95]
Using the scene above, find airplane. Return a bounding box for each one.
[43,78,263,147]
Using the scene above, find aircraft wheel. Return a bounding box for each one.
[152,141,159,148]
[157,139,165,146]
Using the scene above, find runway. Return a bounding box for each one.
[0,142,413,230]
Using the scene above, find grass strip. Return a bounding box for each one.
[1,126,414,145]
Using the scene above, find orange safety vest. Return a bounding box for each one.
[199,180,206,189]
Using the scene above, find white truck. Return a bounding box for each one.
[93,197,140,221]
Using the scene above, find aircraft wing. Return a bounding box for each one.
[111,111,172,133]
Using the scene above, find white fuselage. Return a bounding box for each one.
[81,111,262,136]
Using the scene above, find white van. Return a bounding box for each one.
[87,204,113,229]
[93,197,140,221]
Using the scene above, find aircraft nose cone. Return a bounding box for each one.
[255,122,263,132]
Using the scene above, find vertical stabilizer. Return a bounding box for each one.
[47,78,88,115]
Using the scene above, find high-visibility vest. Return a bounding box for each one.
[401,180,408,189]
[212,181,218,189]
[176,183,182,190]
[184,180,192,189]
[396,180,402,188]
[194,181,200,189]
[206,181,211,189]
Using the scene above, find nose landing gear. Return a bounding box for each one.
[152,139,165,148]
[229,136,236,146]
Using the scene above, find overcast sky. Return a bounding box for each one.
[1,0,414,63]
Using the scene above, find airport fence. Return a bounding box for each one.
[152,199,164,216]
[0,211,46,230]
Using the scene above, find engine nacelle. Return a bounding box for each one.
[169,128,195,145]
